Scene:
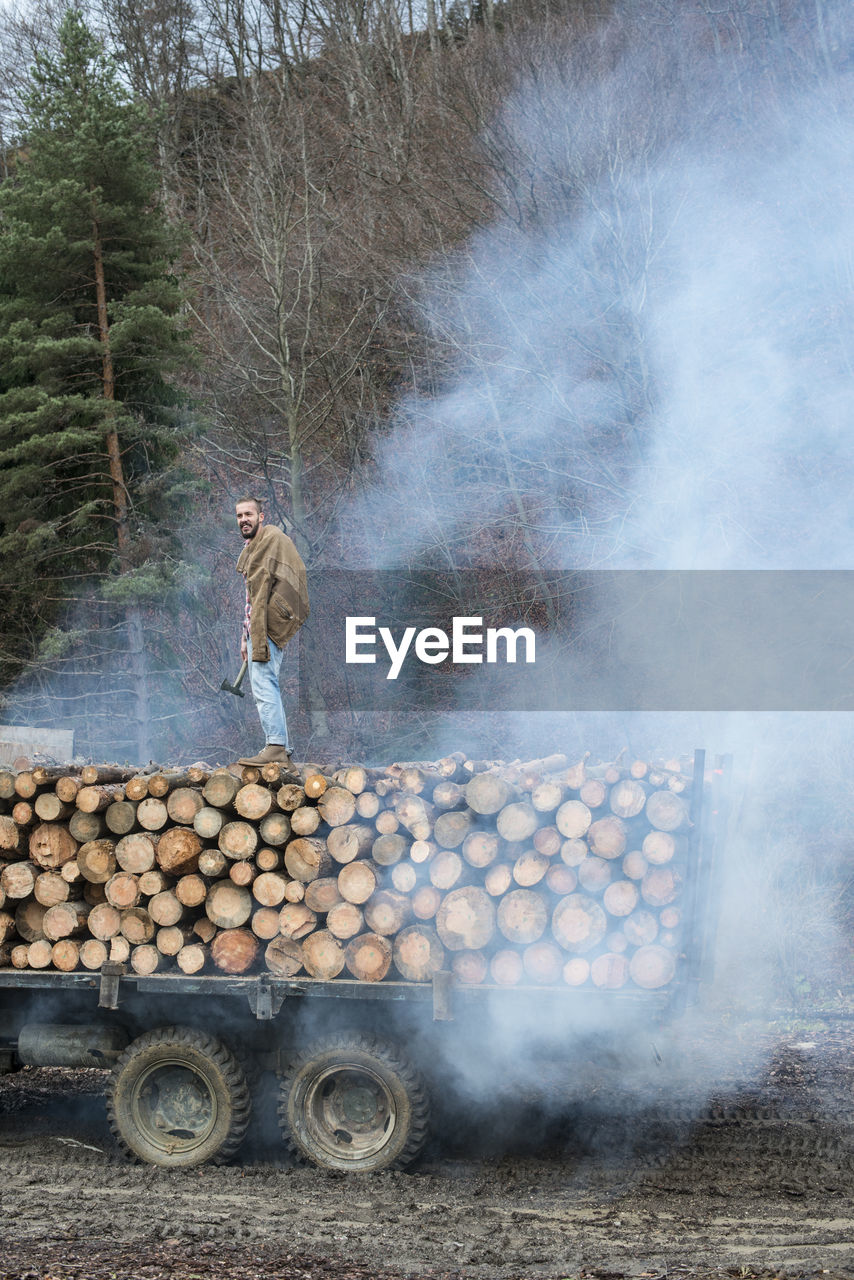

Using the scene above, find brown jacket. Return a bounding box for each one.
[237,524,309,662]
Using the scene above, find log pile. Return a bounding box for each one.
[0,751,697,990]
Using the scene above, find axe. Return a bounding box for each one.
[220,658,248,698]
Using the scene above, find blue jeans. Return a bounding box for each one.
[247,635,290,750]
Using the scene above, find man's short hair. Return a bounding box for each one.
[235,496,264,511]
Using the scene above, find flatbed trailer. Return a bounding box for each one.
[0,750,730,1171]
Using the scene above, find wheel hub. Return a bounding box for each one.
[306,1064,396,1158]
[134,1062,216,1148]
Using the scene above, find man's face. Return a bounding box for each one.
[236,501,264,540]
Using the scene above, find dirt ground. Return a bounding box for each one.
[1,1021,854,1280]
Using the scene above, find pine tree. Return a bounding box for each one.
[0,10,195,759]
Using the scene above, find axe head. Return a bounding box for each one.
[221,658,248,698]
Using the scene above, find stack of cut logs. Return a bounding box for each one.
[0,751,695,989]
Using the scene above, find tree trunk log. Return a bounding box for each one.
[205,882,252,929]
[436,886,495,951]
[344,932,391,982]
[211,928,258,974]
[302,929,346,979]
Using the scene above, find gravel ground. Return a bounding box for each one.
[2,1022,854,1280]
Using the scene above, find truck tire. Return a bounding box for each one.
[107,1025,251,1168]
[278,1032,429,1172]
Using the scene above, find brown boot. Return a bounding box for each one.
[237,744,293,767]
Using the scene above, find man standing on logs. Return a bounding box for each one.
[235,496,309,767]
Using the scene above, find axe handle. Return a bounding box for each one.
[234,658,248,688]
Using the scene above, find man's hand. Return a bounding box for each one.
[240,634,248,662]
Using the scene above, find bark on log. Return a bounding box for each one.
[124,775,150,802]
[104,872,141,910]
